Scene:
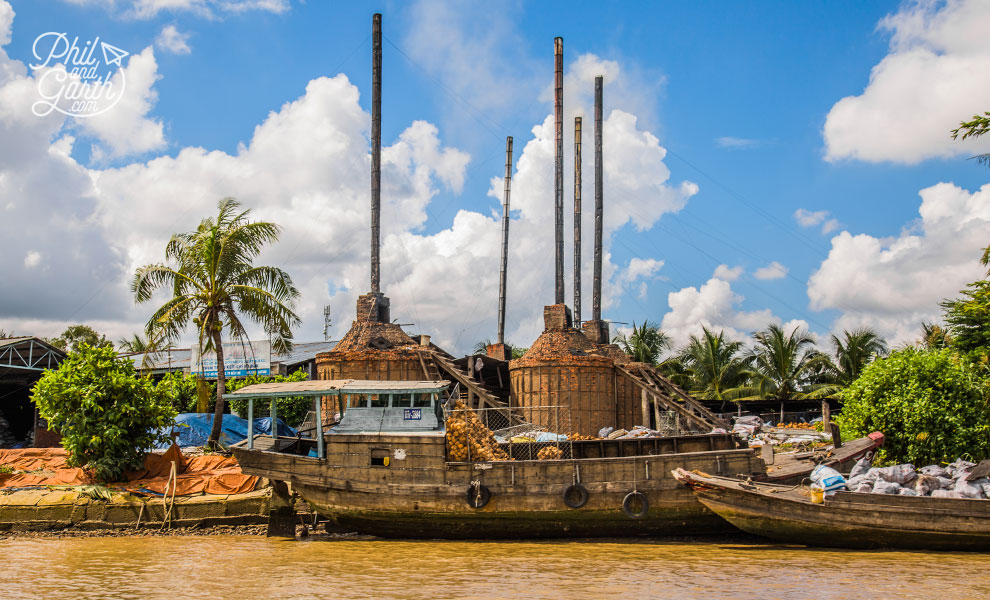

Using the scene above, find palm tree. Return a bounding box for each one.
[133,198,301,448]
[118,333,152,353]
[741,324,832,402]
[829,328,887,385]
[612,320,670,366]
[676,327,751,406]
[920,322,952,350]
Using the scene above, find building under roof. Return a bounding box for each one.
[0,337,66,447]
[129,341,336,379]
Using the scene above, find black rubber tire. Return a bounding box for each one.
[466,483,492,508]
[562,483,590,509]
[622,491,649,519]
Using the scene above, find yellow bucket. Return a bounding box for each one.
[810,486,824,504]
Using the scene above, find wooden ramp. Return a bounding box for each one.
[616,365,728,432]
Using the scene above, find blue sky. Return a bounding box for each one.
[2,0,989,354]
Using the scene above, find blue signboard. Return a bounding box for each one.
[403,408,422,421]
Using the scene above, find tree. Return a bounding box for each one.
[132,198,301,448]
[951,110,990,170]
[941,279,990,360]
[838,348,990,466]
[227,368,311,428]
[47,324,112,353]
[156,371,203,414]
[31,344,177,481]
[829,328,887,385]
[612,321,670,366]
[920,321,953,350]
[675,327,751,405]
[117,333,153,353]
[741,324,832,402]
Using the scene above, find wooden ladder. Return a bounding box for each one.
[616,365,729,432]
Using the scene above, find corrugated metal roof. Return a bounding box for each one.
[129,340,335,372]
[226,379,450,398]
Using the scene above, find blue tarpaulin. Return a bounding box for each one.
[156,413,296,449]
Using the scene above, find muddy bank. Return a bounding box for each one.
[0,523,269,539]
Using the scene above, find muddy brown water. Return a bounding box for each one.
[3,536,990,599]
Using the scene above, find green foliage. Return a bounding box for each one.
[919,322,953,350]
[47,324,112,353]
[31,344,177,481]
[739,323,833,402]
[951,111,990,170]
[132,198,301,447]
[837,349,990,466]
[227,369,311,427]
[941,279,990,361]
[613,321,670,366]
[155,371,206,413]
[675,327,751,402]
[510,346,527,360]
[829,328,888,386]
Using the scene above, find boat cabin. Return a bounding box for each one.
[227,379,450,459]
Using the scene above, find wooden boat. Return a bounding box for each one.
[758,431,884,484]
[672,468,990,551]
[229,379,766,539]
[228,380,884,539]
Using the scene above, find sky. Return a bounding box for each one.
[1,0,989,356]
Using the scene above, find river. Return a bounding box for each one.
[4,535,989,599]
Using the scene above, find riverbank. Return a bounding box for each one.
[0,487,274,533]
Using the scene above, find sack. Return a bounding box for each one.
[848,457,872,480]
[947,459,976,479]
[852,482,873,493]
[954,479,982,499]
[932,489,965,499]
[914,474,940,496]
[898,488,918,496]
[919,465,948,478]
[876,464,916,485]
[871,480,901,495]
[811,464,848,492]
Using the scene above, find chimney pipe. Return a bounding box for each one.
[593,75,603,323]
[553,36,564,306]
[573,116,582,326]
[497,136,513,345]
[370,13,382,294]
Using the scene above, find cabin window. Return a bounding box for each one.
[370,448,390,467]
[393,393,414,407]
[412,393,433,408]
[370,394,388,408]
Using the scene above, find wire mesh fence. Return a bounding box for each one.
[445,405,573,462]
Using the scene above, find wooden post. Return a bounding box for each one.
[497,136,513,345]
[316,396,324,459]
[271,398,278,441]
[553,37,565,305]
[573,116,582,326]
[779,401,784,425]
[641,388,650,428]
[247,398,254,449]
[592,75,603,322]
[370,13,382,294]
[822,400,831,427]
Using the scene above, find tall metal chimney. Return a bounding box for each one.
[497,136,513,345]
[553,37,564,306]
[592,75,603,323]
[573,116,582,326]
[370,13,382,295]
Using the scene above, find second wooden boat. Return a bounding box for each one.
[673,468,990,551]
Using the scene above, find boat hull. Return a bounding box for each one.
[677,470,990,551]
[233,432,764,539]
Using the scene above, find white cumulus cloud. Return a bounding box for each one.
[808,181,990,345]
[754,261,788,281]
[713,264,742,281]
[155,25,191,55]
[823,0,990,164]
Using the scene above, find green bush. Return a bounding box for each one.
[31,344,177,481]
[838,348,990,465]
[155,371,203,413]
[227,369,311,427]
